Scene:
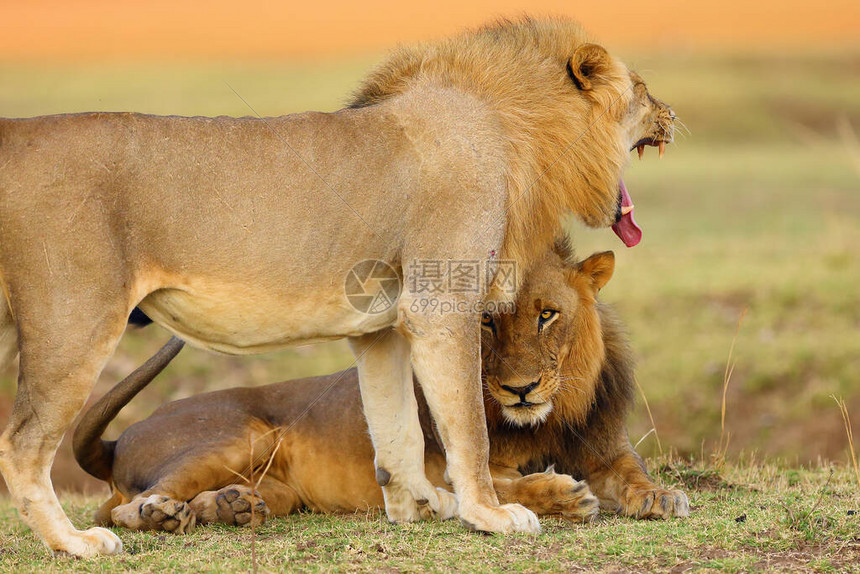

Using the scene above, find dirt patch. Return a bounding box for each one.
[751,541,860,572]
[671,542,860,573]
[657,462,741,492]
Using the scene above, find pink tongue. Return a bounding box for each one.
[611,179,642,247]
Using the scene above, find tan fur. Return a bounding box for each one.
[0,16,673,555]
[74,246,686,532]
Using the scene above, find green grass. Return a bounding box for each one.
[1,461,857,572]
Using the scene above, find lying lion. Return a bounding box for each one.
[74,242,688,533]
[0,16,674,555]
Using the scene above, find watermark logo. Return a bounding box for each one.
[345,258,517,315]
[344,260,401,314]
[406,259,517,295]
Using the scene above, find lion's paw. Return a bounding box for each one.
[112,494,196,534]
[140,495,197,533]
[502,468,599,522]
[545,476,599,522]
[381,489,422,524]
[214,485,269,527]
[54,527,123,558]
[623,487,689,519]
[414,487,459,521]
[459,502,540,534]
[382,477,458,523]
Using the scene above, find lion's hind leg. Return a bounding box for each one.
[94,489,127,527]
[114,421,284,531]
[242,474,303,517]
[111,494,196,534]
[189,484,271,527]
[0,275,131,557]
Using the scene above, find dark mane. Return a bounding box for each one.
[584,303,637,436]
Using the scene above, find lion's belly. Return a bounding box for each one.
[138,279,397,354]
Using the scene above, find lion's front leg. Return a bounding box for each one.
[405,310,539,534]
[492,465,599,522]
[349,328,458,523]
[586,446,689,520]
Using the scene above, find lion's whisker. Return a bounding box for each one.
[674,118,692,137]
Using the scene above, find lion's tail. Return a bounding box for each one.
[73,336,185,481]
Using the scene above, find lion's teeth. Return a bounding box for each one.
[621,205,634,216]
[658,141,665,158]
[637,144,644,159]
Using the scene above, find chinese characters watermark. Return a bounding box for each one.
[345,258,517,315]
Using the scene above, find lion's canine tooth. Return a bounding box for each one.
[658,141,665,158]
[637,144,644,159]
[621,205,634,216]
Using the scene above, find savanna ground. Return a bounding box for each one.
[1,462,858,573]
[1,50,859,570]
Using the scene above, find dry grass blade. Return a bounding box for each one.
[781,468,835,534]
[633,377,662,455]
[247,433,258,574]
[246,429,284,574]
[807,467,835,517]
[712,308,748,470]
[831,395,860,491]
[634,428,657,451]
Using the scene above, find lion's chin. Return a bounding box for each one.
[500,402,553,427]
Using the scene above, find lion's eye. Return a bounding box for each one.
[481,312,495,330]
[538,309,558,332]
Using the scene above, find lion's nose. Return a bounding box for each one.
[500,379,540,400]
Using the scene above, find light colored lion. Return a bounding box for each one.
[0,16,673,556]
[72,242,687,533]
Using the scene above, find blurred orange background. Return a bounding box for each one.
[0,0,857,61]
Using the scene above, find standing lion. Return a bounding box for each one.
[0,17,673,557]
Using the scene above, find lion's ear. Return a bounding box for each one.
[573,251,615,293]
[567,44,612,91]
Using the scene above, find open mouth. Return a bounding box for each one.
[611,138,668,248]
[631,137,667,159]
